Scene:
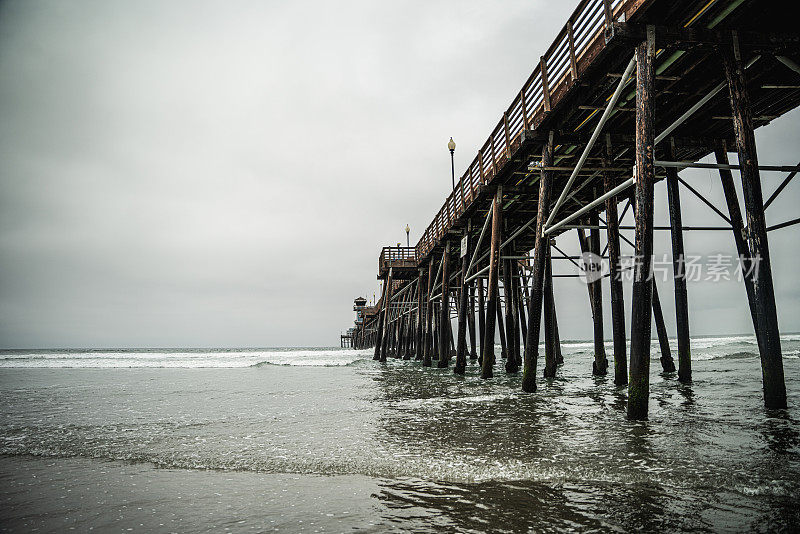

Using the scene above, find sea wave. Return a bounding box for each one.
[0,348,372,369]
[251,357,371,368]
[0,441,685,486]
[556,334,769,353]
[734,482,793,497]
[2,334,797,368]
[685,351,760,361]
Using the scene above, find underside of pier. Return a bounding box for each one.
[348,0,799,419]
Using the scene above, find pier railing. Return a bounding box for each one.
[416,0,631,260]
[379,247,417,273]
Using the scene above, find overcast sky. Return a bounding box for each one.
[1,0,798,348]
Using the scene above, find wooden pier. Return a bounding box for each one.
[344,0,800,418]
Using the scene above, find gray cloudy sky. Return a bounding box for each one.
[1,0,798,348]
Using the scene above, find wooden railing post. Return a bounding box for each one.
[459,174,466,214]
[567,20,578,82]
[468,165,476,199]
[503,112,511,156]
[490,134,497,175]
[540,56,551,113]
[603,0,614,41]
[520,88,529,129]
[603,0,613,27]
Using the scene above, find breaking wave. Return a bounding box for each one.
[2,334,797,368]
[0,348,372,369]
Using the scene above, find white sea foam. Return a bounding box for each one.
[2,333,797,368]
[0,348,372,369]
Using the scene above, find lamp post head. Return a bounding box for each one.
[448,137,456,153]
[405,224,410,235]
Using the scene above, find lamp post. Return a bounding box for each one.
[405,224,410,247]
[448,137,456,190]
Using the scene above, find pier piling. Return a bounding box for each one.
[373,274,388,361]
[438,242,451,367]
[504,256,519,373]
[415,267,425,360]
[423,261,435,366]
[543,242,557,378]
[604,137,627,386]
[468,282,478,360]
[666,137,691,382]
[477,277,486,365]
[628,28,656,420]
[589,207,608,376]
[432,302,440,361]
[522,131,554,393]
[517,261,529,353]
[715,141,761,353]
[496,298,508,362]
[723,31,786,409]
[380,268,395,363]
[481,187,503,379]
[456,222,474,374]
[651,281,675,373]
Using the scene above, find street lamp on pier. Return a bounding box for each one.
[405,224,410,247]
[448,137,456,190]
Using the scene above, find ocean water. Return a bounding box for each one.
[1,335,799,532]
